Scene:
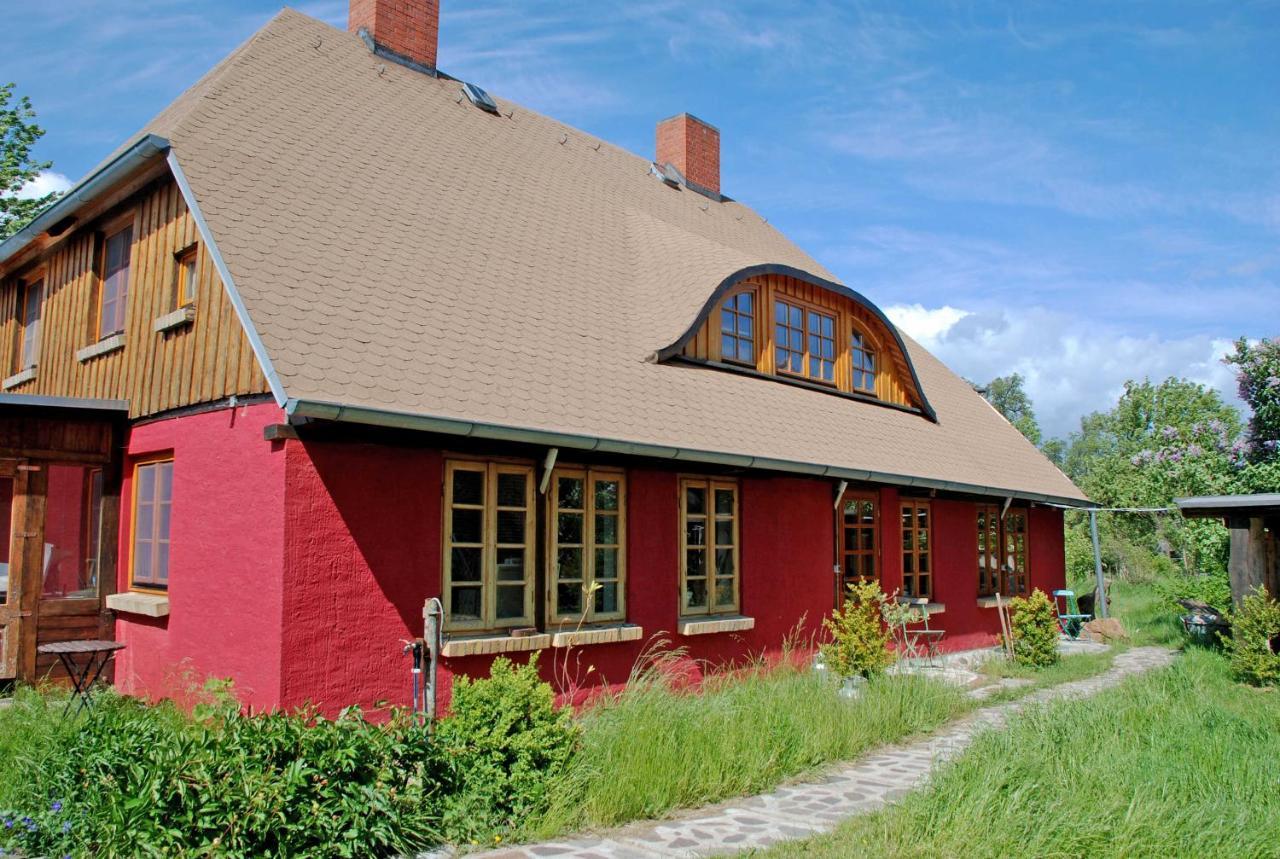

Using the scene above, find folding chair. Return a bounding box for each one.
[898,599,945,667]
[1052,589,1091,640]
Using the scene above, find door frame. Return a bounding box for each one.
[0,460,46,681]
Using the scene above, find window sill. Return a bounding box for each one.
[106,591,170,618]
[154,305,196,333]
[441,632,551,658]
[551,624,643,648]
[678,615,755,636]
[76,333,126,363]
[896,597,946,615]
[1,367,37,390]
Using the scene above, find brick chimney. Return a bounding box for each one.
[656,113,721,199]
[349,0,440,71]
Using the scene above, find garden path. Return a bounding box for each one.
[450,646,1176,859]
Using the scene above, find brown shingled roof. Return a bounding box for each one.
[147,8,1085,504]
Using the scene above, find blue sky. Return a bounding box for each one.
[6,1,1278,436]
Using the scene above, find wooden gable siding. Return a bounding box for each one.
[682,273,920,408]
[1,178,270,417]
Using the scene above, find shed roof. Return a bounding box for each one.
[1176,494,1280,518]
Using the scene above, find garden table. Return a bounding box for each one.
[36,639,126,716]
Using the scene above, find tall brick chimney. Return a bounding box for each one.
[349,0,440,71]
[656,113,721,199]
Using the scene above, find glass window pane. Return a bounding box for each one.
[685,486,706,515]
[685,577,707,610]
[721,308,736,334]
[721,333,737,357]
[134,537,152,582]
[789,305,802,327]
[556,582,583,615]
[594,479,619,511]
[156,542,170,584]
[685,519,706,548]
[595,547,618,580]
[714,578,735,608]
[158,462,173,501]
[496,472,526,507]
[904,554,914,574]
[452,469,483,505]
[556,547,583,581]
[861,528,874,551]
[496,510,525,545]
[715,547,734,577]
[737,341,754,362]
[451,508,482,544]
[495,585,525,619]
[738,316,753,338]
[496,548,525,581]
[137,465,155,503]
[558,476,584,510]
[919,553,929,573]
[595,513,618,545]
[451,547,483,582]
[558,512,583,544]
[686,547,706,578]
[595,581,619,614]
[714,489,734,515]
[739,292,752,314]
[451,587,481,619]
[715,518,734,547]
[822,314,833,336]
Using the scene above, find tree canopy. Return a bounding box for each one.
[980,373,1042,446]
[1,83,57,240]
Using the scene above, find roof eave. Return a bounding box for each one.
[0,133,171,269]
[287,397,1091,507]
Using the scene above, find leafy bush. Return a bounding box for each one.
[1009,589,1061,668]
[1222,588,1280,686]
[1154,569,1232,615]
[0,686,445,857]
[821,580,894,679]
[436,654,579,842]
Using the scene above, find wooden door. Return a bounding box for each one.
[0,461,36,680]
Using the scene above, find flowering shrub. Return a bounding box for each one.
[1222,588,1280,687]
[1225,337,1280,463]
[1008,589,1061,668]
[0,800,76,858]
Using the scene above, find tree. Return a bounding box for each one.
[981,373,1042,446]
[1224,337,1280,463]
[1,83,57,240]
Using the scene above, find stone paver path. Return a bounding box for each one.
[456,646,1176,859]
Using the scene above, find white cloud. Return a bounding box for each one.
[14,171,73,200]
[886,302,1244,438]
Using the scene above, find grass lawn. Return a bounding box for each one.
[761,587,1280,859]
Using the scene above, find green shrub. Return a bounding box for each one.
[436,653,579,842]
[1154,569,1232,614]
[0,687,445,857]
[821,580,894,679]
[1009,589,1061,668]
[1222,588,1280,686]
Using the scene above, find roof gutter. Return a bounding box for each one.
[0,134,171,268]
[287,398,1094,508]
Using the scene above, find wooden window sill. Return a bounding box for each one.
[441,632,551,658]
[678,615,755,636]
[897,597,946,615]
[2,367,37,390]
[106,591,170,617]
[550,624,643,648]
[154,305,196,333]
[77,333,126,363]
[977,596,1026,608]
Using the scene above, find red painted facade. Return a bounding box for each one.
[110,404,1066,715]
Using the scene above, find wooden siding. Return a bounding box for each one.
[0,178,271,417]
[682,273,921,408]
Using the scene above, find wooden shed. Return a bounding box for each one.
[1175,494,1280,605]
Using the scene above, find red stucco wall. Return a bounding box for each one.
[113,402,287,712]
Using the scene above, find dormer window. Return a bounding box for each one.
[720,290,754,364]
[851,329,876,395]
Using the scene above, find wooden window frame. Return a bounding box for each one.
[679,476,740,617]
[546,466,627,625]
[837,491,878,603]
[442,459,536,633]
[774,297,836,386]
[173,243,199,309]
[900,500,932,600]
[14,277,43,373]
[719,288,756,366]
[976,505,1031,597]
[128,455,173,594]
[95,213,135,341]
[83,468,105,597]
[849,322,879,396]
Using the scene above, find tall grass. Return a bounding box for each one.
[767,648,1280,858]
[529,654,967,837]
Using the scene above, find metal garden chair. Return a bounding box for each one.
[1052,589,1092,640]
[897,599,945,667]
